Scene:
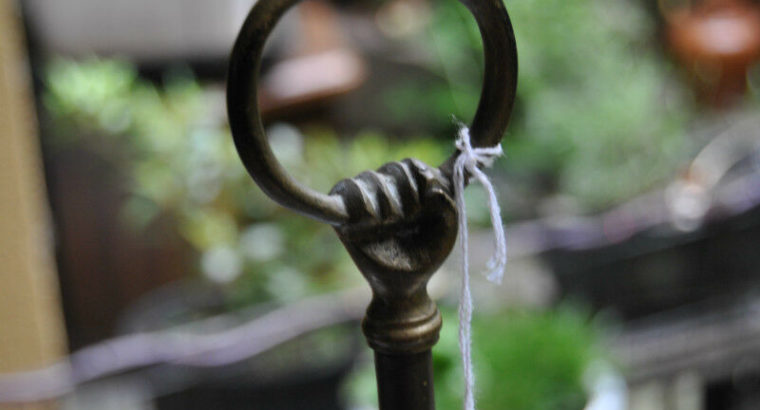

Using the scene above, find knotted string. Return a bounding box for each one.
[452,125,507,410]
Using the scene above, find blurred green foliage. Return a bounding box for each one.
[44,58,450,307]
[346,306,603,409]
[750,62,760,104]
[389,0,696,213]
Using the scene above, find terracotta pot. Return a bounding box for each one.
[665,0,760,107]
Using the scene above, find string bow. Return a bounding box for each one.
[452,125,507,410]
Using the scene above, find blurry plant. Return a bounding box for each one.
[750,62,760,104]
[345,306,604,410]
[386,0,697,214]
[44,58,450,307]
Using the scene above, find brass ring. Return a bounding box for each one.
[227,0,518,225]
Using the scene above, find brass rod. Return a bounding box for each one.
[375,351,435,410]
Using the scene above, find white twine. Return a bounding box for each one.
[453,125,507,410]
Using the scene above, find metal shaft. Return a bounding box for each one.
[375,351,435,410]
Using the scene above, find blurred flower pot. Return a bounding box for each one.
[664,0,760,107]
[541,182,760,321]
[536,124,760,320]
[118,281,362,410]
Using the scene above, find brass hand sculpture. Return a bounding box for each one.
[227,0,517,407]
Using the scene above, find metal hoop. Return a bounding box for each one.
[227,0,518,225]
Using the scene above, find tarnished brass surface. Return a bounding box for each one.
[330,159,456,354]
[227,0,517,406]
[375,351,436,410]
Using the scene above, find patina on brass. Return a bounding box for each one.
[227,0,517,407]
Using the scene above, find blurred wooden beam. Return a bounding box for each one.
[0,0,67,407]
